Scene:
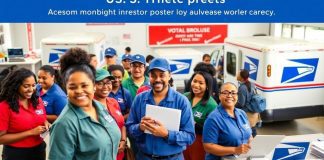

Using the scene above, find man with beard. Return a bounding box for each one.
[126,58,195,160]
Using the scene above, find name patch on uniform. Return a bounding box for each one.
[35,109,44,115]
[243,123,250,130]
[104,115,114,123]
[194,111,202,118]
[43,101,48,107]
[117,98,124,103]
[116,110,122,116]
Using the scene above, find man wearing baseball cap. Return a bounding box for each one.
[103,47,129,81]
[126,58,195,160]
[122,54,149,100]
[121,54,132,77]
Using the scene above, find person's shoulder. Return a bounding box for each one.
[54,105,77,122]
[107,97,118,105]
[183,92,190,97]
[235,108,247,116]
[0,100,10,110]
[123,87,131,95]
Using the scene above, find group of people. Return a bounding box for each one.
[0,46,259,160]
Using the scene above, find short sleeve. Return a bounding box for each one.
[0,102,10,131]
[48,120,77,160]
[203,116,220,144]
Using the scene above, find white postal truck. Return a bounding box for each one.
[41,32,106,69]
[224,36,324,122]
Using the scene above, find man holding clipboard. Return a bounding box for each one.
[126,58,195,160]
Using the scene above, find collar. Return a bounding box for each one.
[68,100,105,120]
[36,83,56,96]
[218,104,240,119]
[129,76,149,85]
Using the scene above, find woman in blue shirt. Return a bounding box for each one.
[203,82,252,160]
[37,65,67,123]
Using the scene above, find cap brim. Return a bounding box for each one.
[96,75,115,81]
[131,60,145,64]
[149,67,169,72]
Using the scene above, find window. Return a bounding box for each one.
[281,24,324,42]
[226,52,236,76]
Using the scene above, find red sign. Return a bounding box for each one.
[148,25,227,46]
[27,23,33,51]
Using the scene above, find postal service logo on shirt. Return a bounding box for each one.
[104,114,114,123]
[117,98,124,103]
[43,101,48,107]
[194,111,202,119]
[35,109,44,115]
[116,110,122,116]
[243,123,250,130]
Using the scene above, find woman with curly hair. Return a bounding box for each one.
[0,68,49,160]
[49,47,121,160]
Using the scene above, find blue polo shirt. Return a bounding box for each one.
[36,83,67,116]
[203,105,252,160]
[108,87,132,115]
[126,87,195,159]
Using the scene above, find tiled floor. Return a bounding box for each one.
[1,117,323,159]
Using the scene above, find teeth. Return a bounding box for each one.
[76,96,86,100]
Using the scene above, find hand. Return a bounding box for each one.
[29,126,47,136]
[44,121,51,130]
[118,140,126,153]
[143,119,168,138]
[235,144,251,154]
[140,116,154,132]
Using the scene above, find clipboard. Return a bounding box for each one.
[145,104,181,134]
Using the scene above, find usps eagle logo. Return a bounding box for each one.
[243,56,259,81]
[49,49,67,64]
[169,59,192,74]
[281,58,319,83]
[272,142,309,160]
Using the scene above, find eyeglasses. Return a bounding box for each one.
[96,81,112,88]
[131,64,145,69]
[220,91,238,96]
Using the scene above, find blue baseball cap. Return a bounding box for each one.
[95,69,115,81]
[131,54,145,65]
[148,58,171,72]
[105,47,117,57]
[122,54,132,61]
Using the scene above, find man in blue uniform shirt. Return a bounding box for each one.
[126,58,195,160]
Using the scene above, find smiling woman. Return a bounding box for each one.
[48,47,121,160]
[47,9,78,15]
[0,68,49,160]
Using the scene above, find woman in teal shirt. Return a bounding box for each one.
[183,71,217,160]
[48,48,121,160]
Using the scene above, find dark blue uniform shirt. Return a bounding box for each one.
[203,105,252,160]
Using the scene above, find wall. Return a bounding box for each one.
[9,23,270,56]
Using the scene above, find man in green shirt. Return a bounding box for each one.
[122,54,149,100]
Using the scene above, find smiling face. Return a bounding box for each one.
[38,70,55,90]
[149,69,170,94]
[191,73,207,97]
[111,70,123,89]
[131,62,145,79]
[18,76,36,100]
[219,83,238,109]
[95,78,112,98]
[66,71,94,108]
